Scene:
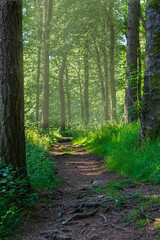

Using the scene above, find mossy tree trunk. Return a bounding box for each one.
[140,2,160,139]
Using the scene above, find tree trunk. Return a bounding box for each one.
[95,46,106,121]
[65,65,71,127]
[102,44,110,121]
[36,46,41,122]
[0,0,28,179]
[84,39,90,125]
[35,0,43,123]
[59,57,66,131]
[140,3,160,140]
[41,0,52,129]
[78,71,84,121]
[124,0,140,123]
[109,2,116,120]
[138,35,142,102]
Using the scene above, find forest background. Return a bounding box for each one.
[0,0,160,237]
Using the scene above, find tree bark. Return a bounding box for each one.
[84,39,90,125]
[138,35,142,102]
[95,46,107,121]
[0,0,27,179]
[124,0,140,123]
[36,46,41,122]
[102,44,110,121]
[109,1,116,120]
[35,0,43,123]
[65,65,71,127]
[140,3,160,140]
[59,57,66,131]
[41,0,52,129]
[77,72,84,122]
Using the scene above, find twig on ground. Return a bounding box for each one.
[140,207,155,221]
[104,222,129,232]
[130,232,143,240]
[98,213,107,223]
[110,223,129,232]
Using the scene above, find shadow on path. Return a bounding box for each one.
[13,138,160,240]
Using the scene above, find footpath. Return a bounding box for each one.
[14,139,160,240]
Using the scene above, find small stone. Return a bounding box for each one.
[52,234,72,240]
[92,180,105,186]
[90,235,102,240]
[91,228,96,231]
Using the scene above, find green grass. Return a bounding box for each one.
[71,121,160,184]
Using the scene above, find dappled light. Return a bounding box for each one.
[54,141,108,187]
[0,0,160,239]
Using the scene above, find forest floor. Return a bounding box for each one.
[13,139,160,240]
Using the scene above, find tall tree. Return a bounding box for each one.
[102,43,110,121]
[84,39,90,125]
[41,0,52,129]
[95,45,106,120]
[109,1,117,120]
[124,0,140,123]
[36,46,41,123]
[0,0,28,179]
[59,56,66,131]
[140,2,160,139]
[35,0,43,123]
[65,65,71,127]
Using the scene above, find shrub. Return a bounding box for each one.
[0,163,38,237]
[25,121,62,190]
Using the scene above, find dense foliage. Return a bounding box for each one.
[72,122,160,183]
[0,123,61,237]
[0,164,38,237]
[25,122,62,189]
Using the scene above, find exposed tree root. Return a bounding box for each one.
[63,208,99,224]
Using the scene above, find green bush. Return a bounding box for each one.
[0,164,38,238]
[26,142,61,190]
[25,121,53,152]
[25,121,61,190]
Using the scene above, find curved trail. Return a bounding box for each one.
[14,139,160,240]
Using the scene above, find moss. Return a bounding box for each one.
[151,30,160,54]
[149,0,160,7]
[143,128,160,141]
[150,73,160,94]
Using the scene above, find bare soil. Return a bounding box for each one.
[13,139,160,240]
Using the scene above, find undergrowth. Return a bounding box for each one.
[71,121,160,184]
[25,121,62,189]
[0,122,62,238]
[0,164,38,238]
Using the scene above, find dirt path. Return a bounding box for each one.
[14,139,160,240]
